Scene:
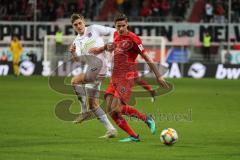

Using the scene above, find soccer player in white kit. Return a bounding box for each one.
[69,13,117,138]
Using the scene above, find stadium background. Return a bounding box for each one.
[0,0,240,160]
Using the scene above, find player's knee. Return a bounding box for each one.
[105,96,112,108]
[78,74,86,83]
[71,75,85,85]
[107,102,120,115]
[71,78,77,85]
[109,109,119,117]
[89,104,97,110]
[105,95,120,114]
[105,98,112,114]
[106,106,113,115]
[88,98,99,110]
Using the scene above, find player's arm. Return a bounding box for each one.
[132,35,168,88]
[140,51,169,88]
[69,43,78,61]
[88,45,106,55]
[134,38,168,88]
[89,25,115,54]
[88,43,114,55]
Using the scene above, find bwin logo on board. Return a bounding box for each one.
[216,64,240,79]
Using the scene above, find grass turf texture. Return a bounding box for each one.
[0,76,240,160]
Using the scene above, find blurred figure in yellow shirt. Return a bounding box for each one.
[10,36,22,76]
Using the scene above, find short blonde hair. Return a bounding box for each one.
[71,13,85,24]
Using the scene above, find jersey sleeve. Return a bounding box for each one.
[132,35,145,54]
[92,24,116,37]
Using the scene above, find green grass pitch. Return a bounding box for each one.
[0,76,240,160]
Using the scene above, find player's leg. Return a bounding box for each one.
[121,104,147,121]
[86,82,117,138]
[105,94,140,142]
[71,74,90,123]
[88,97,117,138]
[207,47,210,61]
[109,79,156,134]
[135,77,156,102]
[13,58,20,76]
[72,55,103,123]
[71,54,101,113]
[71,72,95,113]
[83,54,102,82]
[114,76,156,134]
[121,104,156,134]
[135,77,152,92]
[71,73,86,85]
[70,55,98,84]
[203,47,207,61]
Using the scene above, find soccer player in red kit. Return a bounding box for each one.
[90,14,169,142]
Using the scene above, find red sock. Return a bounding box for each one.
[111,113,138,137]
[138,80,152,91]
[121,105,147,122]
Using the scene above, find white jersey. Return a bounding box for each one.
[73,24,115,75]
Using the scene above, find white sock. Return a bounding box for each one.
[99,114,116,131]
[92,107,115,131]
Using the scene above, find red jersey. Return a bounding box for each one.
[105,31,145,103]
[112,31,145,80]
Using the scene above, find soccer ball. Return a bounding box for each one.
[160,128,178,145]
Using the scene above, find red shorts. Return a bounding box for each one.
[105,80,134,104]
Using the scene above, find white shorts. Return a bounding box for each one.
[82,75,105,98]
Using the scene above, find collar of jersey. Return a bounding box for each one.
[76,27,88,40]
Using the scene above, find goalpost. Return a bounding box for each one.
[43,35,166,75]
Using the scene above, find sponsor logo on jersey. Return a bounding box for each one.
[87,32,92,38]
[117,40,133,51]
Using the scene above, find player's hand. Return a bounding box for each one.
[69,43,77,60]
[157,76,169,89]
[105,43,115,52]
[69,43,76,54]
[88,47,104,55]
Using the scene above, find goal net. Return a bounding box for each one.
[43,35,166,76]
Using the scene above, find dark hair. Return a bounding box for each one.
[71,13,85,24]
[114,13,128,23]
